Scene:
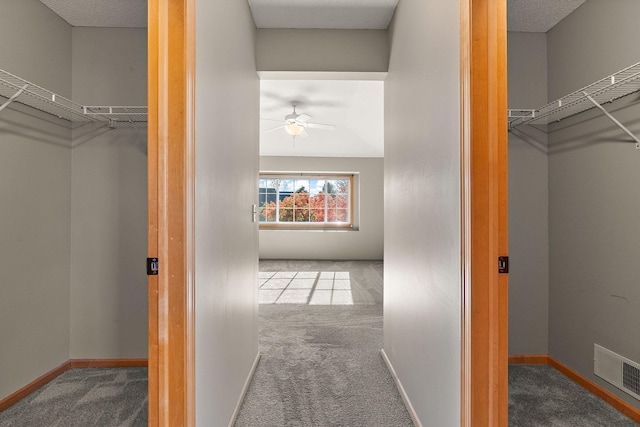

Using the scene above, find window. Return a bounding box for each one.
[259,174,353,228]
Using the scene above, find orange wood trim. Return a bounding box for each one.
[459,0,471,425]
[0,361,71,412]
[468,0,508,425]
[0,359,148,412]
[149,0,191,425]
[69,359,149,368]
[547,357,640,423]
[508,355,550,364]
[507,355,640,422]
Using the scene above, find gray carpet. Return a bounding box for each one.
[3,260,637,426]
[509,364,639,426]
[0,368,147,427]
[235,260,415,427]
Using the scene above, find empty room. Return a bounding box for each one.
[2,0,640,426]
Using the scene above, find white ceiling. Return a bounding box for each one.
[260,80,384,157]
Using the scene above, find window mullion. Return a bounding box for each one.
[275,185,280,223]
[324,182,328,224]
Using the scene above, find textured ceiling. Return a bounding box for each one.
[260,80,384,157]
[508,0,587,32]
[39,0,147,28]
[38,0,586,32]
[248,0,398,29]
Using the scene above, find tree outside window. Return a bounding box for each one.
[259,175,352,228]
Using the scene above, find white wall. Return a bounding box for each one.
[70,27,148,358]
[507,32,550,355]
[259,156,383,260]
[195,1,260,425]
[256,29,389,73]
[547,0,640,408]
[0,0,72,401]
[383,0,461,424]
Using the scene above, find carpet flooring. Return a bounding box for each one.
[509,364,639,426]
[0,368,147,427]
[2,260,638,426]
[235,260,415,427]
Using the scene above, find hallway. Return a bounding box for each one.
[234,260,414,426]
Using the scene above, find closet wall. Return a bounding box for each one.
[547,0,640,408]
[0,0,147,401]
[0,0,72,402]
[507,32,549,355]
[70,27,147,358]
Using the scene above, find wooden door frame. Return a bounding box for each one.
[461,0,509,425]
[147,0,507,425]
[148,0,195,425]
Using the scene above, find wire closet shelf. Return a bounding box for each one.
[0,68,147,126]
[508,62,640,145]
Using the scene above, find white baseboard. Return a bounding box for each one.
[380,349,423,427]
[228,352,261,427]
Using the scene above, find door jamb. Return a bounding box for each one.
[148,0,195,425]
[461,0,509,425]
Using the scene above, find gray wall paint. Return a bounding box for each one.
[195,1,259,425]
[0,0,71,96]
[0,0,72,401]
[546,0,640,100]
[70,28,148,358]
[259,156,383,260]
[507,32,550,355]
[256,29,389,72]
[384,0,461,424]
[547,0,640,408]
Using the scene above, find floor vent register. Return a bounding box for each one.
[594,343,640,401]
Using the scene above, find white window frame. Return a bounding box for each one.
[258,173,354,229]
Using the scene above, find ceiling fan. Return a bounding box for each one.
[262,105,335,139]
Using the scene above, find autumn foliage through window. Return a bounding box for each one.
[259,175,352,227]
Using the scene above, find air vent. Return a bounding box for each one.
[594,344,640,401]
[623,362,640,396]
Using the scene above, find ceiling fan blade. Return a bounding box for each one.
[263,125,285,133]
[306,122,335,131]
[296,113,311,122]
[299,128,310,138]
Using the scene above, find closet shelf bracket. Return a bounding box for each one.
[583,92,640,149]
[0,84,28,114]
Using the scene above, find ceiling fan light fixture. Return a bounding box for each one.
[284,122,304,136]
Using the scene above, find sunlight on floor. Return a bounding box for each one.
[259,271,354,305]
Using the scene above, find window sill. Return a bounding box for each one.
[259,226,359,232]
